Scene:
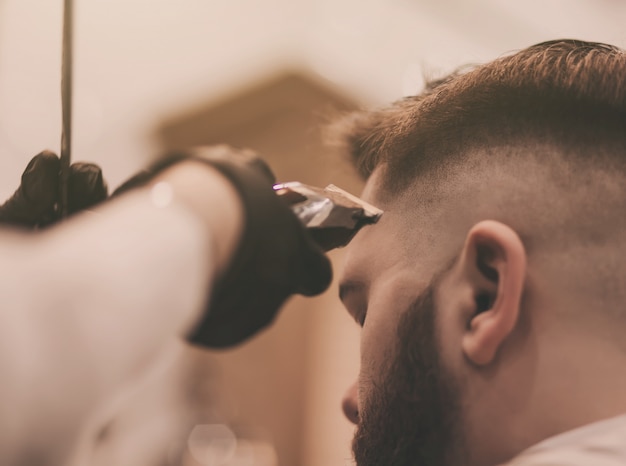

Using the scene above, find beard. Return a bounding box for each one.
[352,279,465,466]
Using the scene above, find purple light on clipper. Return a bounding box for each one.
[274,182,383,251]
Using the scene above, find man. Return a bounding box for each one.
[337,39,626,465]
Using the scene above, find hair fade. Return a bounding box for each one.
[335,39,626,192]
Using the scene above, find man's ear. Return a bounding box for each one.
[455,220,527,366]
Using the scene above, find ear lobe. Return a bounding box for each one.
[460,220,527,366]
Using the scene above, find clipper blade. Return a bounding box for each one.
[274,182,383,251]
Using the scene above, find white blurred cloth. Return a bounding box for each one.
[0,189,212,465]
[501,413,626,466]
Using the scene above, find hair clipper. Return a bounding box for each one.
[274,182,383,251]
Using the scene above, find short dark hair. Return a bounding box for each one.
[336,39,626,194]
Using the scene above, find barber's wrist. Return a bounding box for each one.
[150,160,244,277]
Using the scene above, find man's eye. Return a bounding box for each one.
[356,307,367,327]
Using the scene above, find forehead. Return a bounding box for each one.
[341,170,447,291]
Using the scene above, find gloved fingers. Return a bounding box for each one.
[0,150,60,226]
[20,150,60,208]
[246,156,276,185]
[187,286,288,348]
[188,307,273,349]
[293,237,333,296]
[68,162,108,213]
[0,152,110,228]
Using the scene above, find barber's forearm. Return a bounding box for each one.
[150,160,244,278]
[1,194,209,464]
[0,165,244,465]
[31,163,245,394]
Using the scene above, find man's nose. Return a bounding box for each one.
[342,381,359,425]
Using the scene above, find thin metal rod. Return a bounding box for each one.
[59,0,73,218]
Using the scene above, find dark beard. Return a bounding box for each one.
[353,281,464,466]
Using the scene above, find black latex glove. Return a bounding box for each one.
[113,146,333,348]
[0,150,108,227]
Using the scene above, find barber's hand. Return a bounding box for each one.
[0,150,108,227]
[115,146,333,348]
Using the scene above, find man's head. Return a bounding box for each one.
[337,39,626,466]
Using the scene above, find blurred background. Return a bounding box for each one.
[0,1,624,465]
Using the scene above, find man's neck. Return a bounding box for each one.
[508,325,626,462]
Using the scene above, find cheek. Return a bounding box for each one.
[356,284,414,403]
[357,311,396,405]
